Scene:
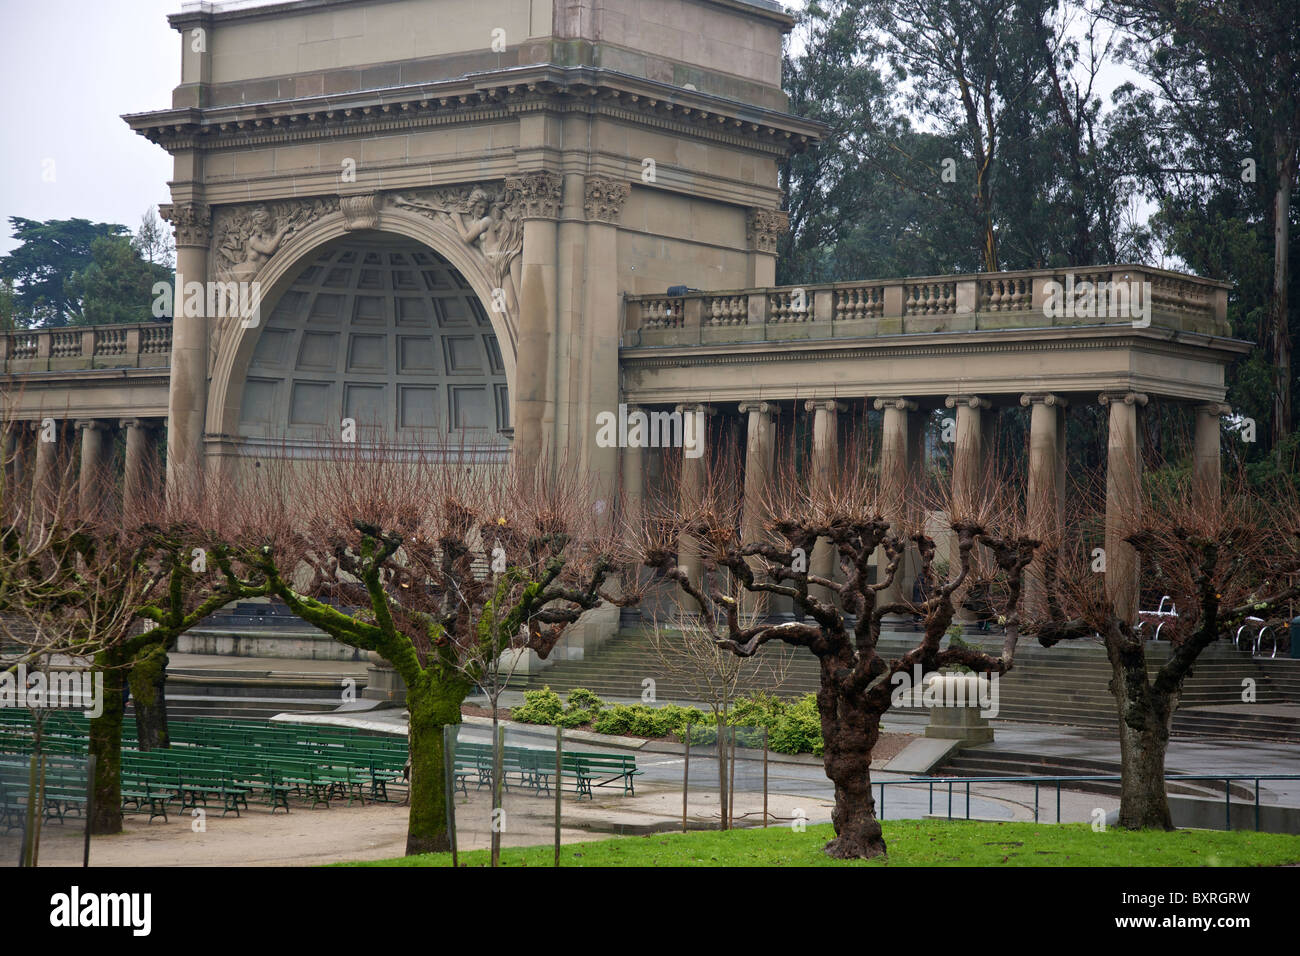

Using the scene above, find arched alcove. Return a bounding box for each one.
[232,234,510,448]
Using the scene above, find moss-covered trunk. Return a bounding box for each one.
[129,643,170,751]
[1108,641,1175,830]
[405,675,470,856]
[88,651,125,835]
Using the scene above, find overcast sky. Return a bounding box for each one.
[0,0,1143,259]
[0,0,181,255]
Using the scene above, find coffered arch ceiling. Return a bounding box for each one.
[236,235,509,445]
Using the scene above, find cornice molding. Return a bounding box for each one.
[124,67,822,157]
[621,328,1251,369]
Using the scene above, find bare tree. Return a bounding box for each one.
[637,449,1037,859]
[1030,468,1300,828]
[243,441,636,856]
[646,616,790,829]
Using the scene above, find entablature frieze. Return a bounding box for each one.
[125,67,822,159]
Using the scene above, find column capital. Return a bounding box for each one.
[944,394,990,410]
[873,397,918,412]
[120,417,161,431]
[1196,402,1232,416]
[1019,392,1069,408]
[804,399,847,413]
[506,170,564,219]
[675,403,716,416]
[74,419,112,432]
[745,208,789,254]
[738,401,776,416]
[583,176,630,224]
[1098,390,1149,407]
[159,201,212,248]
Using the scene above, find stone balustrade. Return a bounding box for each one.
[1,323,173,373]
[623,265,1231,346]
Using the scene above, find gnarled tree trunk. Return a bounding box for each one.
[1108,642,1175,830]
[817,669,886,859]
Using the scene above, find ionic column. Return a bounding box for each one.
[76,420,115,519]
[159,201,212,495]
[873,398,917,613]
[676,403,715,602]
[1193,402,1230,509]
[122,418,160,516]
[1020,393,1068,617]
[581,176,630,517]
[945,394,991,516]
[620,407,646,623]
[33,418,61,509]
[806,400,845,603]
[1100,391,1148,623]
[739,402,777,616]
[2,424,21,491]
[509,171,564,476]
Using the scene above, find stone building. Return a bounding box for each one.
[2,0,1246,659]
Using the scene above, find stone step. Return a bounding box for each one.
[937,750,1253,800]
[522,629,1300,742]
[133,696,344,720]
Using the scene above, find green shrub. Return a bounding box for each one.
[723,692,824,755]
[561,688,604,726]
[565,688,603,711]
[591,703,708,738]
[512,687,823,754]
[767,694,823,756]
[510,687,564,725]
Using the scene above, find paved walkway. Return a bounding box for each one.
[176,654,1299,814]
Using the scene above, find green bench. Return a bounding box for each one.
[447,743,641,800]
[121,779,170,823]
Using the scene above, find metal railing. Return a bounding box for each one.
[867,773,1300,832]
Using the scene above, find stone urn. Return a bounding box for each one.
[362,650,408,705]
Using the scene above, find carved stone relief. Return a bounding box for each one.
[746,208,790,255]
[208,197,340,372]
[584,176,630,223]
[387,182,523,320]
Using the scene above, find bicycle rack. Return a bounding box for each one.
[1137,595,1178,641]
[1235,617,1280,658]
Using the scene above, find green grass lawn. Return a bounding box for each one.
[341,821,1300,867]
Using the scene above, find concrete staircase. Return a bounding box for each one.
[935,749,1254,800]
[147,666,364,720]
[1255,659,1300,702]
[178,600,365,662]
[521,626,1300,742]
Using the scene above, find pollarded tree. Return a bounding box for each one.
[637,449,1038,859]
[2,442,289,831]
[1030,469,1300,829]
[120,465,288,752]
[246,443,635,856]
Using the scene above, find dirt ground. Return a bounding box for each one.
[1,732,915,867]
